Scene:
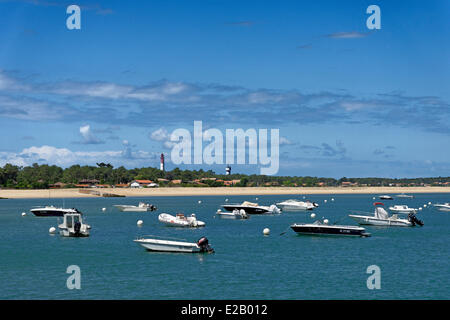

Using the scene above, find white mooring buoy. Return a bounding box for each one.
[310,213,316,219]
[21,212,27,217]
[49,227,56,234]
[102,207,106,212]
[198,200,202,204]
[323,219,329,224]
[263,228,270,236]
[137,220,143,226]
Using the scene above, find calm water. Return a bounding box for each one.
[0,193,449,299]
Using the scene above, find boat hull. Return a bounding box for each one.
[349,215,412,227]
[222,205,268,214]
[134,239,200,253]
[290,224,369,237]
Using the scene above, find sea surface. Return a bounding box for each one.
[0,193,449,299]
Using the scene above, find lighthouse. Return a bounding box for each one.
[160,153,165,171]
[226,165,231,175]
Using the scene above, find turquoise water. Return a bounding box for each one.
[0,194,448,299]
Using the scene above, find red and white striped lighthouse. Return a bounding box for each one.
[160,153,165,171]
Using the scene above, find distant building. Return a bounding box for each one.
[130,180,154,188]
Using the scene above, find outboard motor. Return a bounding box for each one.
[268,205,281,214]
[74,221,82,235]
[408,213,424,227]
[197,237,214,253]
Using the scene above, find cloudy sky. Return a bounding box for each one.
[0,0,449,177]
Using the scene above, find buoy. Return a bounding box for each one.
[324,199,327,203]
[418,207,423,211]
[225,198,229,202]
[21,212,26,217]
[198,200,202,204]
[49,227,56,234]
[303,196,306,199]
[102,207,106,212]
[255,197,258,200]
[310,213,316,219]
[137,220,143,226]
[263,228,270,236]
[217,209,222,213]
[323,219,329,224]
[428,202,431,205]
[331,198,335,201]
[373,197,376,200]
[423,204,427,208]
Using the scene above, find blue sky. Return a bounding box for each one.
[0,0,449,178]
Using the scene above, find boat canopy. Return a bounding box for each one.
[374,207,389,219]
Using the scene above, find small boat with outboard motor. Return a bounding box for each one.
[58,212,90,237]
[276,199,318,211]
[290,219,370,237]
[216,209,248,219]
[221,201,281,214]
[134,235,214,253]
[396,194,414,199]
[349,202,423,227]
[433,203,450,212]
[379,195,393,200]
[158,213,205,227]
[114,202,157,212]
[389,205,417,214]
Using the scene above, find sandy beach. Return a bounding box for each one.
[1,187,450,199]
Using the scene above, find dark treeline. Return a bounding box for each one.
[0,163,449,189]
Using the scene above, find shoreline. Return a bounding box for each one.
[1,186,450,199]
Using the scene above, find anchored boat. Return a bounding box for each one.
[349,202,423,227]
[389,205,417,214]
[58,212,90,237]
[222,201,281,214]
[114,202,157,212]
[31,206,82,217]
[216,209,248,219]
[290,220,370,237]
[134,236,214,253]
[158,213,205,227]
[433,203,450,212]
[276,199,318,211]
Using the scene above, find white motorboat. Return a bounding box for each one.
[222,201,281,214]
[379,195,393,200]
[58,212,90,237]
[158,213,205,227]
[134,236,214,253]
[290,221,370,237]
[389,205,417,214]
[276,199,318,211]
[114,202,157,212]
[216,209,248,219]
[349,202,423,227]
[433,203,450,212]
[396,194,414,198]
[31,206,82,217]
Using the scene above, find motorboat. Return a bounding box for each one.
[349,202,423,227]
[396,194,414,199]
[58,212,90,237]
[389,205,417,214]
[158,213,205,227]
[30,206,82,217]
[216,209,248,219]
[379,195,393,200]
[276,199,318,211]
[221,201,281,214]
[114,202,157,212]
[290,220,370,237]
[433,203,450,212]
[134,236,214,253]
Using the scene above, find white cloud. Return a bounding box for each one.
[78,125,104,144]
